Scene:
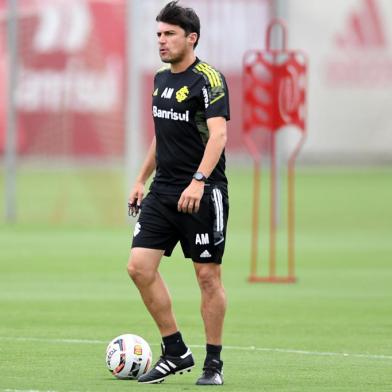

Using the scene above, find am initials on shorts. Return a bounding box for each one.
[195,233,209,245]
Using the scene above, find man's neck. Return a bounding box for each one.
[170,53,197,74]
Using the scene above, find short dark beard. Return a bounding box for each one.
[160,49,186,65]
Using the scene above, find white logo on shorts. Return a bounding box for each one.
[133,222,141,237]
[195,233,209,245]
[200,250,212,258]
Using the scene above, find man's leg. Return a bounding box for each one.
[193,262,226,344]
[127,247,178,337]
[194,262,226,385]
[128,247,195,383]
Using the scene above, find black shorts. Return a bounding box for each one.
[131,187,229,264]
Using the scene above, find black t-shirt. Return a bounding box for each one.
[150,57,230,195]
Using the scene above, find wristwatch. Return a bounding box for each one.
[193,172,207,182]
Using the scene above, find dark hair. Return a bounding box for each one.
[156,1,201,48]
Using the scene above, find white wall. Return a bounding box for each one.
[286,0,392,163]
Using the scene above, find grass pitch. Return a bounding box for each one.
[0,167,391,391]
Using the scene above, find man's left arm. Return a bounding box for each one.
[196,116,227,178]
[177,116,227,214]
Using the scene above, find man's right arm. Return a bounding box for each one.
[128,136,156,207]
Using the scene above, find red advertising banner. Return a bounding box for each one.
[0,0,126,158]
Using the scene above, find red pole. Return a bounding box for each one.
[287,136,306,281]
[288,161,295,279]
[269,132,277,278]
[249,160,261,280]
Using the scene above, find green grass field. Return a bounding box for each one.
[1,167,392,391]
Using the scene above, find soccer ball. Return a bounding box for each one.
[106,334,152,380]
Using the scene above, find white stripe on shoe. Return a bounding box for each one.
[158,363,170,372]
[155,366,168,375]
[180,348,193,359]
[166,360,177,369]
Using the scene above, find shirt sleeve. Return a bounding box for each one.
[202,73,230,121]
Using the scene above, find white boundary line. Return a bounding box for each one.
[3,390,59,392]
[0,336,391,361]
[2,389,101,392]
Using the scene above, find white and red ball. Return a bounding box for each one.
[106,334,152,380]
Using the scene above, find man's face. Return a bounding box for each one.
[157,22,196,63]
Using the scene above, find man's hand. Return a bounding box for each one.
[128,181,144,216]
[178,180,205,214]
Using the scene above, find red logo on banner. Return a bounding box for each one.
[335,0,387,49]
[325,0,392,86]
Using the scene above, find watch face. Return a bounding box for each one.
[194,172,205,181]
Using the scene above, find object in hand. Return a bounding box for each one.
[128,202,140,217]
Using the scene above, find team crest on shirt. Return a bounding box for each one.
[176,86,189,102]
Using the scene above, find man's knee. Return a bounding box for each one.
[196,264,222,293]
[127,248,163,285]
[127,256,154,286]
[127,258,140,280]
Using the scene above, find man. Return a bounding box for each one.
[127,1,230,386]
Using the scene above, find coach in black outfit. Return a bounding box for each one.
[127,1,230,385]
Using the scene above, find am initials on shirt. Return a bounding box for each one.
[161,87,174,99]
[195,233,209,245]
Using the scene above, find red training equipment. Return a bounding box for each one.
[243,19,308,283]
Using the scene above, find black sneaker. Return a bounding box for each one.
[138,344,195,384]
[196,359,224,385]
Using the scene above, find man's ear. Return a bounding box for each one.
[188,32,198,47]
